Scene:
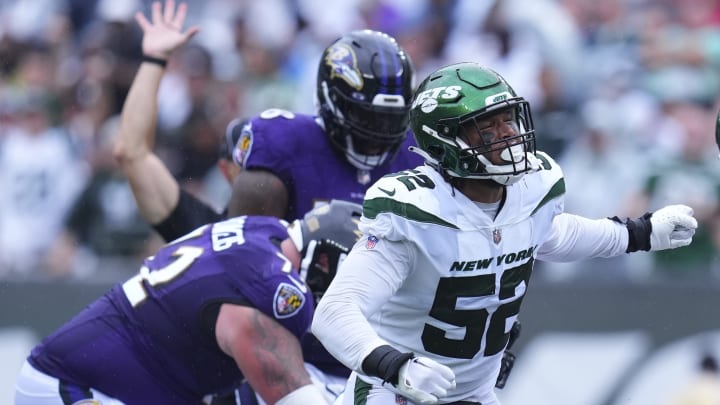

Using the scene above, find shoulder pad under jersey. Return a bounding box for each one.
[362,166,461,238]
[519,151,566,216]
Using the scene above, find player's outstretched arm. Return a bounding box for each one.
[113,0,199,225]
[215,304,328,404]
[620,204,697,252]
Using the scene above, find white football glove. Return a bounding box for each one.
[395,357,456,404]
[649,204,698,251]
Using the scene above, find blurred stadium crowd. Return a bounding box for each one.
[1,0,720,281]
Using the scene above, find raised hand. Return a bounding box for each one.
[134,0,199,60]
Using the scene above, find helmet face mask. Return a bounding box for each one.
[455,103,536,176]
[410,63,537,185]
[317,30,414,170]
[287,200,362,304]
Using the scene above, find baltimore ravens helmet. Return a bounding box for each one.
[317,30,414,170]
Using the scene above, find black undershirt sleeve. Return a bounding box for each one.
[152,188,225,242]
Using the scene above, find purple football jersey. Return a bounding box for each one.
[29,216,313,403]
[239,112,423,220]
[235,111,422,378]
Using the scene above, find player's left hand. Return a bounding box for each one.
[649,204,697,251]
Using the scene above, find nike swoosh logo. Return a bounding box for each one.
[378,187,396,196]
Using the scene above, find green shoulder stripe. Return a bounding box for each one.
[363,197,459,229]
[530,178,566,215]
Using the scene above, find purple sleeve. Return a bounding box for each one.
[237,114,308,183]
[215,248,314,338]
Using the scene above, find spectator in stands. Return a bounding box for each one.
[44,116,160,279]
[0,88,88,277]
[625,101,720,276]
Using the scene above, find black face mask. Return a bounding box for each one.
[300,239,350,305]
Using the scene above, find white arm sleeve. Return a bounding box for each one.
[537,213,629,262]
[311,237,412,373]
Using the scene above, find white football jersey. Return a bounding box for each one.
[0,127,88,273]
[357,152,564,402]
[313,151,629,403]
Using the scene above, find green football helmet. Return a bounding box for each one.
[409,62,539,185]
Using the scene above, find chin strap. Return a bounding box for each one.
[409,145,542,186]
[408,146,439,166]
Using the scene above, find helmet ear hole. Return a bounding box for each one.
[437,124,452,137]
[427,144,444,160]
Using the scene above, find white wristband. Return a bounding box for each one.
[275,384,328,405]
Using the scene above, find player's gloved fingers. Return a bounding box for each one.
[670,225,696,249]
[415,357,456,383]
[397,357,456,404]
[671,228,695,240]
[404,357,455,395]
[670,235,694,249]
[648,204,699,251]
[653,204,697,229]
[672,204,695,219]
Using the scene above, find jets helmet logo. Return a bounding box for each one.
[273,283,306,319]
[411,85,462,113]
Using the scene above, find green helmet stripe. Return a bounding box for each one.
[530,178,566,216]
[363,197,460,229]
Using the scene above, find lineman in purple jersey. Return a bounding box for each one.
[231,28,422,221]
[15,200,362,405]
[235,110,421,221]
[227,29,421,398]
[113,0,419,402]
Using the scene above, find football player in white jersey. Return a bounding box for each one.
[311,62,698,405]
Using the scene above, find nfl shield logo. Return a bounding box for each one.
[493,228,502,244]
[366,235,378,249]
